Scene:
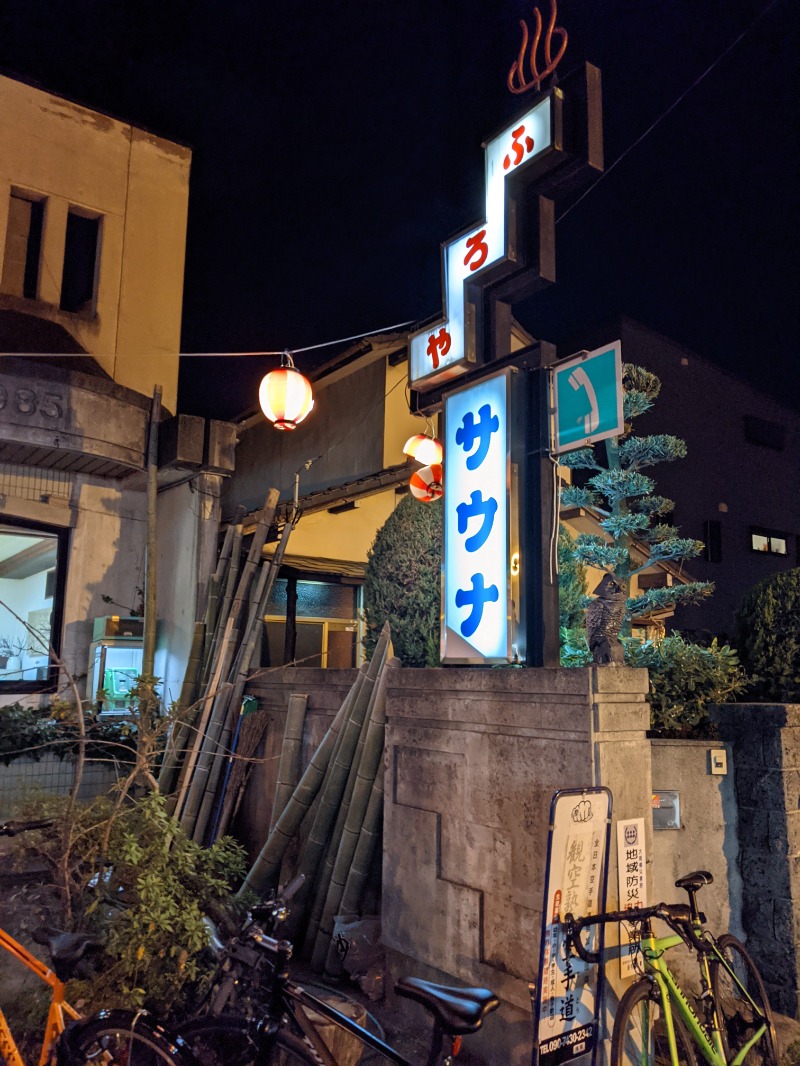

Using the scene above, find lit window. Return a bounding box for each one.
[1,192,44,299]
[0,519,67,693]
[750,528,789,556]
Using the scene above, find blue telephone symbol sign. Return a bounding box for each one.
[552,342,624,454]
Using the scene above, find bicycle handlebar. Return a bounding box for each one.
[0,819,54,836]
[565,902,709,962]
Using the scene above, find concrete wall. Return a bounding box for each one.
[650,738,743,988]
[0,74,190,413]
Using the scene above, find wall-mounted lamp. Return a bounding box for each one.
[259,351,314,430]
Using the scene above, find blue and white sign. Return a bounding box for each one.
[442,371,511,663]
[410,95,553,390]
[552,342,624,454]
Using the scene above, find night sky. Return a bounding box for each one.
[1,1,797,420]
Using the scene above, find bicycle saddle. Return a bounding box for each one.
[675,870,713,892]
[32,928,104,982]
[395,977,500,1035]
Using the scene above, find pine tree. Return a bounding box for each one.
[560,364,712,633]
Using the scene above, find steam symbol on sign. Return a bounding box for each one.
[571,799,592,822]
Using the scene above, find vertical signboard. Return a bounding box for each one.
[442,369,512,663]
[615,818,648,979]
[409,94,553,390]
[533,788,612,1066]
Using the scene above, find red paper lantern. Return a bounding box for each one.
[409,463,443,502]
[259,364,314,430]
[403,433,443,465]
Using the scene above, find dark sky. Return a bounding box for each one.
[1,1,797,420]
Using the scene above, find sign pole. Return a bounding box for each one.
[522,343,560,667]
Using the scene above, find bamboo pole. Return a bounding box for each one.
[192,516,295,842]
[201,521,243,692]
[142,386,162,680]
[182,566,270,841]
[236,686,354,899]
[157,620,205,799]
[270,694,308,833]
[337,759,385,918]
[312,657,396,970]
[291,628,389,928]
[303,666,376,948]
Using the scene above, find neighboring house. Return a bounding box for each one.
[226,322,693,667]
[0,73,234,709]
[560,317,800,641]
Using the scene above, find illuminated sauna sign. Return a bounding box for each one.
[409,94,552,390]
[442,370,511,664]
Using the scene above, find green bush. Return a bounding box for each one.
[16,791,246,1016]
[736,568,800,702]
[363,494,442,667]
[0,703,136,766]
[560,632,747,736]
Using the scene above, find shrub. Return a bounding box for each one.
[15,791,246,1015]
[559,632,747,736]
[363,495,442,667]
[0,703,136,766]
[736,568,800,702]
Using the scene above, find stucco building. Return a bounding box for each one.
[0,73,233,707]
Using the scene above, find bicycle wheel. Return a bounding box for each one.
[710,934,778,1066]
[58,1009,193,1066]
[611,978,698,1066]
[178,1015,321,1066]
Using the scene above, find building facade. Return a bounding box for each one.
[0,74,233,708]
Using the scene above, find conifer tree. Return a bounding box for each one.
[560,363,712,630]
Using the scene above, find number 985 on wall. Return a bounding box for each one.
[0,384,64,419]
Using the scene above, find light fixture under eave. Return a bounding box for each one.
[259,352,314,430]
[403,433,443,465]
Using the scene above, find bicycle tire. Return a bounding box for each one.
[710,933,779,1066]
[58,1009,193,1066]
[178,1015,322,1066]
[611,978,698,1066]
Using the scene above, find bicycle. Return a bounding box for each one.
[170,877,500,1066]
[564,869,779,1066]
[0,818,195,1066]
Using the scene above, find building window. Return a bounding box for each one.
[1,192,44,299]
[261,577,361,668]
[743,415,786,451]
[750,527,789,556]
[60,211,101,314]
[703,520,722,563]
[0,518,68,692]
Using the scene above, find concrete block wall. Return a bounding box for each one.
[381,665,651,1065]
[712,703,800,1017]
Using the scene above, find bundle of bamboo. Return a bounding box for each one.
[157,489,294,845]
[237,625,395,972]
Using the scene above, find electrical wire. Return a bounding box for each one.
[557,0,783,225]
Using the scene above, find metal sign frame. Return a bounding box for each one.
[532,787,612,1066]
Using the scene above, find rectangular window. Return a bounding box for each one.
[744,415,786,451]
[1,192,44,299]
[0,519,68,693]
[60,211,100,314]
[750,527,789,556]
[703,520,722,563]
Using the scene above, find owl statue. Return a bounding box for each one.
[586,573,627,665]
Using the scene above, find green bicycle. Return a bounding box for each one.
[564,869,778,1066]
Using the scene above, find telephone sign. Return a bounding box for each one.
[552,342,623,454]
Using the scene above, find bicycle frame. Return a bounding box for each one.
[0,925,80,1066]
[632,925,767,1066]
[278,983,414,1066]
